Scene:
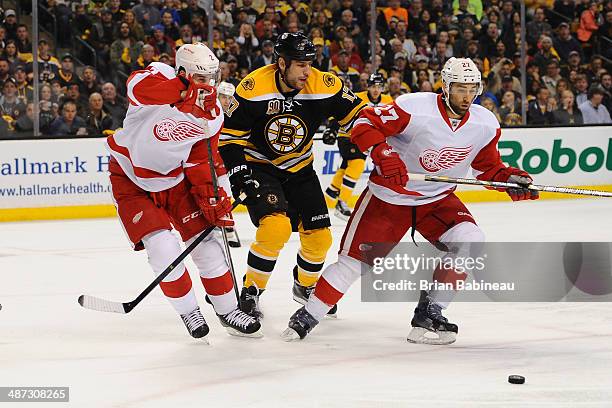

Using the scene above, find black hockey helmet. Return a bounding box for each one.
[367,73,384,86]
[274,32,316,63]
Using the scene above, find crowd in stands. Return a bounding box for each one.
[1,0,611,137]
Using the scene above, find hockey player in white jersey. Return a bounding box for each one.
[282,57,538,344]
[107,43,261,340]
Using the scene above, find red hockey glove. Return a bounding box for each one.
[191,184,235,227]
[177,83,220,120]
[371,142,408,186]
[493,167,539,201]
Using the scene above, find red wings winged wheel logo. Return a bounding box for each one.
[153,118,205,142]
[419,146,473,172]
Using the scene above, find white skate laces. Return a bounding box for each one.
[182,307,206,332]
[224,309,256,330]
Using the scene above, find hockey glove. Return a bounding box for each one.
[227,165,260,204]
[371,142,408,186]
[322,120,340,145]
[493,167,539,201]
[191,184,235,227]
[177,82,220,120]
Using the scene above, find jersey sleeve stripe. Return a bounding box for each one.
[126,71,150,107]
[221,128,250,137]
[338,102,366,127]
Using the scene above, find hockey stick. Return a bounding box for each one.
[206,138,241,302]
[78,193,246,314]
[409,173,612,198]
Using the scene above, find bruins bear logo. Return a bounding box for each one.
[323,73,335,88]
[264,114,308,154]
[242,77,255,90]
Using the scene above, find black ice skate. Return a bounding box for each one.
[407,291,458,345]
[239,284,264,319]
[334,200,352,221]
[180,307,210,341]
[224,226,241,248]
[292,267,338,318]
[217,308,262,338]
[281,306,319,341]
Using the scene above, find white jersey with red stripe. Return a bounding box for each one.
[352,92,504,206]
[106,62,224,192]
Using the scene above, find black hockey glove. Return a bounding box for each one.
[227,164,260,204]
[322,119,340,145]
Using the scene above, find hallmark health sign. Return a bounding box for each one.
[0,138,112,209]
[313,126,612,193]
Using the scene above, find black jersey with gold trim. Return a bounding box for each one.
[220,64,366,173]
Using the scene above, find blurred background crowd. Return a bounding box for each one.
[0,0,611,137]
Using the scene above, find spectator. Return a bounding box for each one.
[180,0,207,26]
[175,24,195,47]
[14,102,35,135]
[552,90,583,125]
[574,74,590,106]
[131,44,157,71]
[576,1,599,56]
[14,66,33,103]
[384,0,408,26]
[0,59,10,84]
[62,82,89,119]
[236,23,259,56]
[133,0,162,33]
[526,7,553,46]
[499,90,520,122]
[15,24,33,61]
[149,25,176,57]
[542,60,563,98]
[57,54,81,90]
[214,0,233,29]
[80,66,102,97]
[25,39,60,84]
[3,40,23,73]
[331,50,360,90]
[598,72,612,112]
[419,80,433,92]
[553,22,582,62]
[49,100,88,136]
[101,82,127,130]
[85,93,114,135]
[88,9,115,76]
[503,112,522,127]
[480,96,502,123]
[253,39,276,70]
[123,9,145,42]
[479,22,501,61]
[0,78,26,124]
[528,87,555,125]
[562,50,584,78]
[453,0,482,22]
[3,9,18,41]
[579,87,612,124]
[533,35,559,76]
[110,23,143,77]
[160,10,181,41]
[387,76,404,99]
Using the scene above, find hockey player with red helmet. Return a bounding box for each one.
[107,43,261,340]
[282,57,539,344]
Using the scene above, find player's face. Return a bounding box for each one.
[448,83,479,116]
[368,83,382,99]
[218,94,231,111]
[282,59,312,90]
[191,72,219,86]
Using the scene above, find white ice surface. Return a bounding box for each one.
[1,199,612,407]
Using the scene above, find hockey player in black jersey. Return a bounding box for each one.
[219,33,366,319]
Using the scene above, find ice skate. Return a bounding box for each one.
[217,308,262,338]
[334,200,352,221]
[292,267,338,318]
[180,307,210,342]
[239,284,264,319]
[281,306,319,341]
[407,292,458,345]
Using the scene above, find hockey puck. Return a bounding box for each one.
[508,375,525,384]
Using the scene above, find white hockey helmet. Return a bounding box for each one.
[217,81,235,97]
[441,57,483,96]
[175,42,220,85]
